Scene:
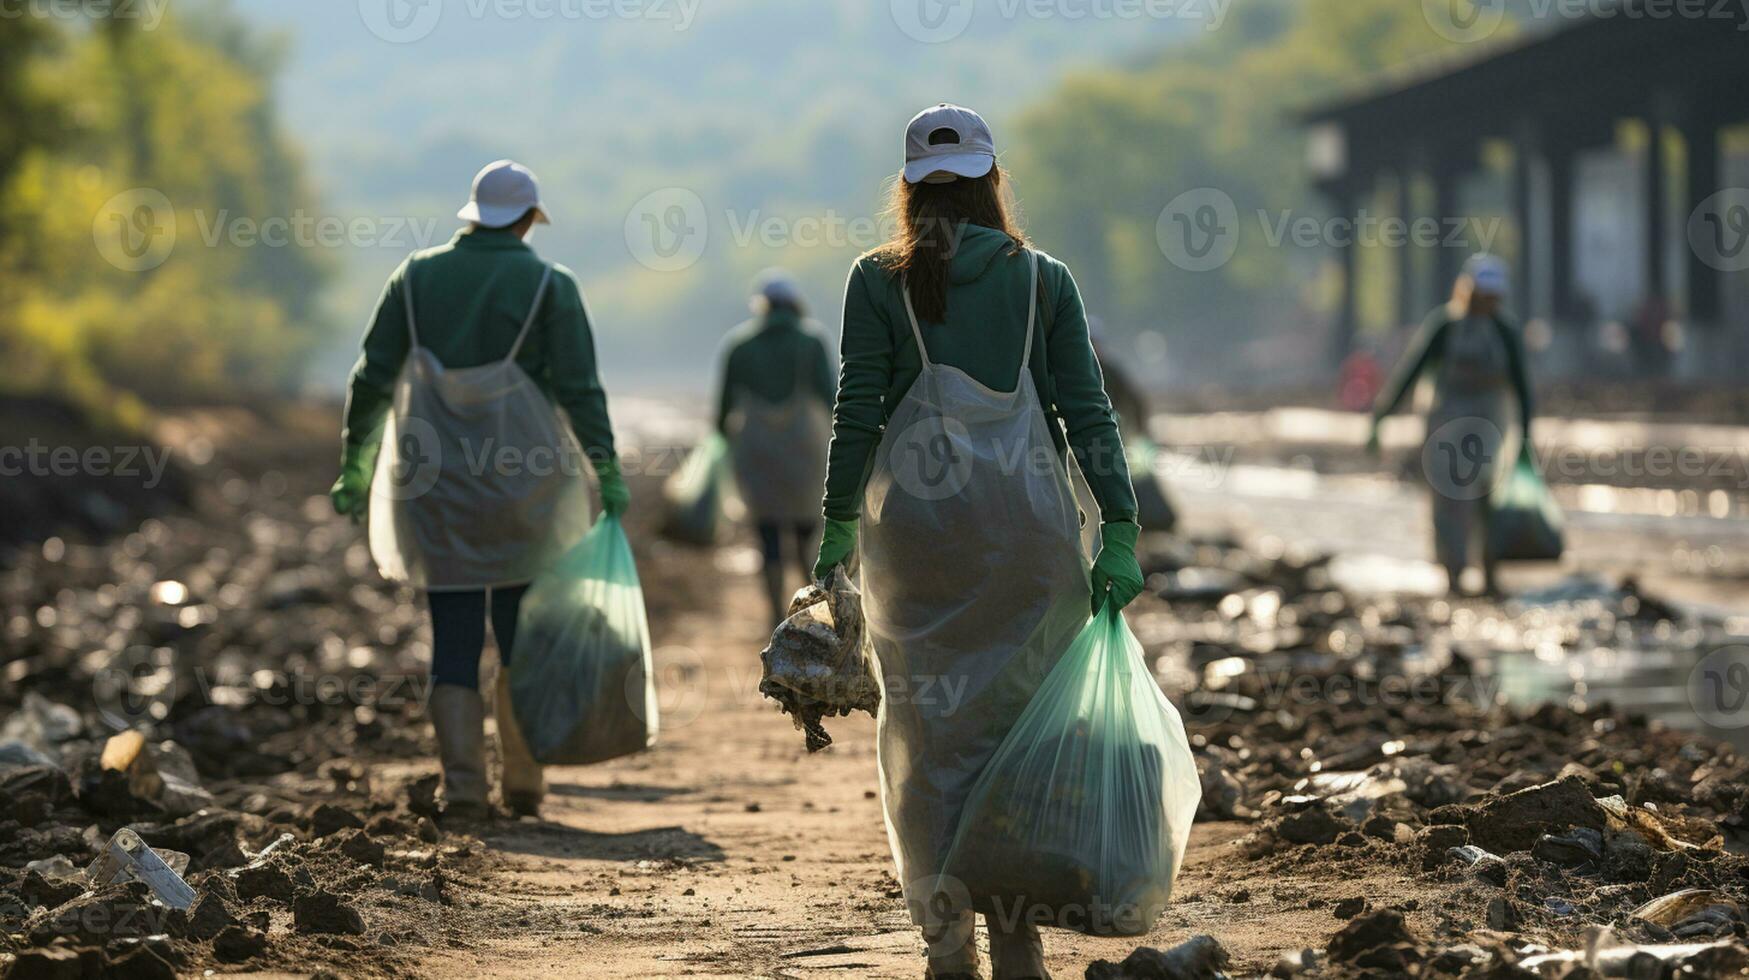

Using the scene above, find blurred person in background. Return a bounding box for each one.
[714,270,834,626]
[329,160,630,821]
[811,103,1142,980]
[1368,254,1533,597]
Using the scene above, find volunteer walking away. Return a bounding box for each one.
[330,160,630,821]
[715,270,835,627]
[1368,254,1534,596]
[812,103,1145,980]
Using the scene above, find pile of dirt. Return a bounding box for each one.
[1138,536,1749,975]
[0,424,501,978]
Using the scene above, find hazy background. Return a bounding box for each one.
[0,0,1620,417]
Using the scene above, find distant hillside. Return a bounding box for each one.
[232,0,1204,388]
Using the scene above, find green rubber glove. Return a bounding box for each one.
[1090,520,1144,613]
[813,518,857,583]
[329,444,374,523]
[594,457,630,518]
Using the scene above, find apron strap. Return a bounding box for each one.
[900,248,1041,375]
[1019,249,1040,373]
[899,277,932,369]
[401,265,421,350]
[505,265,555,363]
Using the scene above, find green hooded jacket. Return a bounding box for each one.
[714,308,835,435]
[340,227,616,464]
[821,223,1138,524]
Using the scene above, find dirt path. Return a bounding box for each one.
[409,535,1449,980]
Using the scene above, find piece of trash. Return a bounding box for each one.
[1519,938,1749,976]
[251,832,296,862]
[759,568,880,752]
[1,692,83,750]
[96,731,216,817]
[1085,934,1231,980]
[85,828,196,910]
[23,855,84,880]
[0,740,59,771]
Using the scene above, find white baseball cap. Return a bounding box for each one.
[903,104,996,185]
[1464,253,1509,297]
[457,159,551,228]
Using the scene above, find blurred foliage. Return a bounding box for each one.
[0,2,327,425]
[1006,0,1495,376]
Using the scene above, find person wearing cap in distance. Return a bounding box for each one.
[714,269,835,627]
[1368,254,1534,596]
[811,104,1144,980]
[330,160,630,821]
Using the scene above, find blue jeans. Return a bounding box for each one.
[425,585,528,689]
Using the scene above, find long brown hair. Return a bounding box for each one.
[872,166,1026,324]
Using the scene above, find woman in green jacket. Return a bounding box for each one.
[715,271,835,626]
[1368,254,1533,596]
[812,103,1143,980]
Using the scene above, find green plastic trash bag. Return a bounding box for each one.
[509,515,658,765]
[1126,437,1178,534]
[938,603,1201,937]
[661,434,730,546]
[1489,445,1564,562]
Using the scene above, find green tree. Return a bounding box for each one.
[0,3,329,419]
[1007,0,1491,376]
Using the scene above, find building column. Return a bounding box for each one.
[1684,120,1721,323]
[1430,159,1469,295]
[1332,187,1360,363]
[1644,117,1669,304]
[1396,168,1423,327]
[1511,120,1540,319]
[1547,143,1578,321]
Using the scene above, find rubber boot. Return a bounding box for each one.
[987,916,1048,980]
[922,903,981,979]
[429,684,489,821]
[493,670,546,817]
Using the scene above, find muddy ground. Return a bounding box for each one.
[2,405,1748,979]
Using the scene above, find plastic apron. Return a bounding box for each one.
[728,342,830,524]
[1423,316,1518,578]
[861,251,1091,919]
[369,266,596,591]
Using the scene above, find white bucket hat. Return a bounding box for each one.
[457,159,552,228]
[903,104,996,185]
